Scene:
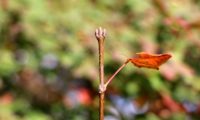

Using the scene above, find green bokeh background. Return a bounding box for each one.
[0,0,200,120]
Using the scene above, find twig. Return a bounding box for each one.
[95,27,106,120]
[105,59,130,88]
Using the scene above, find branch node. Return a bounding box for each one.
[99,84,106,93]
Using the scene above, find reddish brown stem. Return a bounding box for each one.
[95,27,106,120]
[99,92,104,120]
[98,39,105,91]
[98,38,104,120]
[105,59,130,88]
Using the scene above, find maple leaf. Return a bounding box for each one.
[128,52,172,70]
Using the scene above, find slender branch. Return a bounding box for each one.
[98,30,104,120]
[99,93,104,120]
[95,27,106,120]
[98,37,104,90]
[105,59,130,88]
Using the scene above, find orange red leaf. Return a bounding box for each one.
[128,52,172,70]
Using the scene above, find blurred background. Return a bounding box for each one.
[0,0,200,120]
